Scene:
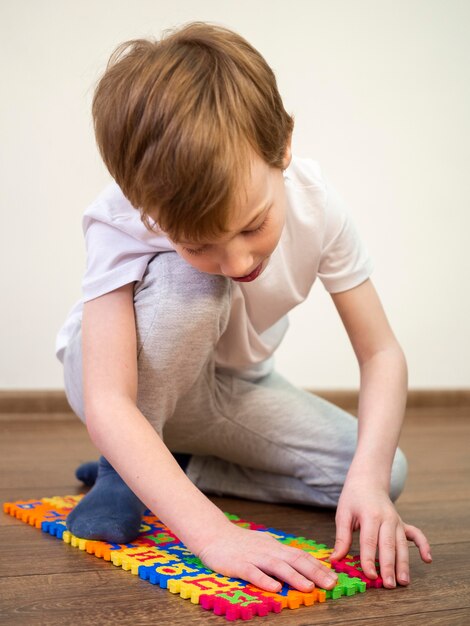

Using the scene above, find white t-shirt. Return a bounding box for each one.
[55,156,373,380]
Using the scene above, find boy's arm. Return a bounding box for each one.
[81,283,338,593]
[328,278,432,586]
[82,283,229,552]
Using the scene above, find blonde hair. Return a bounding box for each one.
[92,21,294,242]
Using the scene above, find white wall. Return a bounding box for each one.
[1,0,469,390]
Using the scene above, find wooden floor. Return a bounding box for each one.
[1,404,469,625]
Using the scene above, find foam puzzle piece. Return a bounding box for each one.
[3,495,382,621]
[331,555,384,588]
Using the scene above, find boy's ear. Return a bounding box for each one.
[283,134,293,169]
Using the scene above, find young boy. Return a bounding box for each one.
[56,21,431,594]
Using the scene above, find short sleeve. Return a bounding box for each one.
[82,218,157,301]
[80,183,175,302]
[317,177,374,293]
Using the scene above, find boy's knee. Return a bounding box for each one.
[134,252,232,345]
[134,252,232,426]
[390,447,408,502]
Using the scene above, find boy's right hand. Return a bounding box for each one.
[197,522,338,593]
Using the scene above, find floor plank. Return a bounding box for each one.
[1,406,469,625]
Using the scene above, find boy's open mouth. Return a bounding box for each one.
[231,262,263,282]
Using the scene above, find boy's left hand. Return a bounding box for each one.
[330,478,432,588]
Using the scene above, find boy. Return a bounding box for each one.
[57,21,431,594]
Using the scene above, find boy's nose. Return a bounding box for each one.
[220,246,255,279]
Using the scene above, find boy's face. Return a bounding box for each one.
[170,148,291,282]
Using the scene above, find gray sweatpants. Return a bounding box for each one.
[63,251,407,507]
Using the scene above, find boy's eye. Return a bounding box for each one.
[184,245,207,256]
[183,213,270,255]
[244,217,268,236]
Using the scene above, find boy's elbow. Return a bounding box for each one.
[385,342,408,390]
[362,342,408,387]
[392,341,408,379]
[84,393,134,444]
[401,348,409,388]
[83,405,106,445]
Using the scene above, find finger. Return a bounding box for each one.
[395,524,410,586]
[331,513,353,561]
[241,562,283,593]
[378,520,397,588]
[258,554,336,593]
[359,518,380,579]
[404,524,433,563]
[262,557,316,593]
[283,548,338,589]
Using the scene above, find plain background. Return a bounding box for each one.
[1,0,469,390]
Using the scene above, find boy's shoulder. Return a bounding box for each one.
[81,180,173,253]
[285,155,326,190]
[83,180,136,225]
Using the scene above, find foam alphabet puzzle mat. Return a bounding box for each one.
[4,495,383,621]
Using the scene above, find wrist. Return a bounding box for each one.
[345,458,391,492]
[163,477,232,556]
[186,507,234,558]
